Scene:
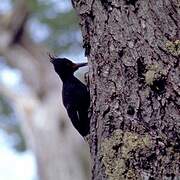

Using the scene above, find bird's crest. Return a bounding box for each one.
[48,53,56,62]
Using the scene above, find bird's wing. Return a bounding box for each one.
[78,108,90,136]
[66,104,81,132]
[66,104,90,136]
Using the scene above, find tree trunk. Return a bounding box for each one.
[72,0,180,179]
[0,1,90,180]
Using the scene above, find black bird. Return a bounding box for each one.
[49,54,90,136]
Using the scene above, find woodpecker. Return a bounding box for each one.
[49,54,90,136]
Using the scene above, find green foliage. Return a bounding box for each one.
[0,95,27,152]
[0,95,12,116]
[41,10,79,30]
[26,0,82,54]
[27,0,52,13]
[41,10,80,53]
[12,125,27,152]
[10,0,82,54]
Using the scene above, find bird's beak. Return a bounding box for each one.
[73,62,88,69]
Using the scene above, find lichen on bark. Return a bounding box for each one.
[101,129,180,180]
[101,129,151,180]
[165,40,180,57]
[145,63,164,86]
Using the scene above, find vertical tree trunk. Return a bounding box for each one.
[72,0,180,179]
[0,1,90,180]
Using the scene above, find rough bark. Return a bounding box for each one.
[72,0,180,179]
[0,1,90,180]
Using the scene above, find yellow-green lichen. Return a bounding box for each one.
[126,169,139,179]
[144,63,166,86]
[121,132,150,159]
[165,40,180,56]
[101,130,151,180]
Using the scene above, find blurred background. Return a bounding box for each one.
[0,0,91,180]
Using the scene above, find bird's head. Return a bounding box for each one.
[49,53,87,81]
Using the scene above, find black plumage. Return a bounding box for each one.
[49,54,90,136]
